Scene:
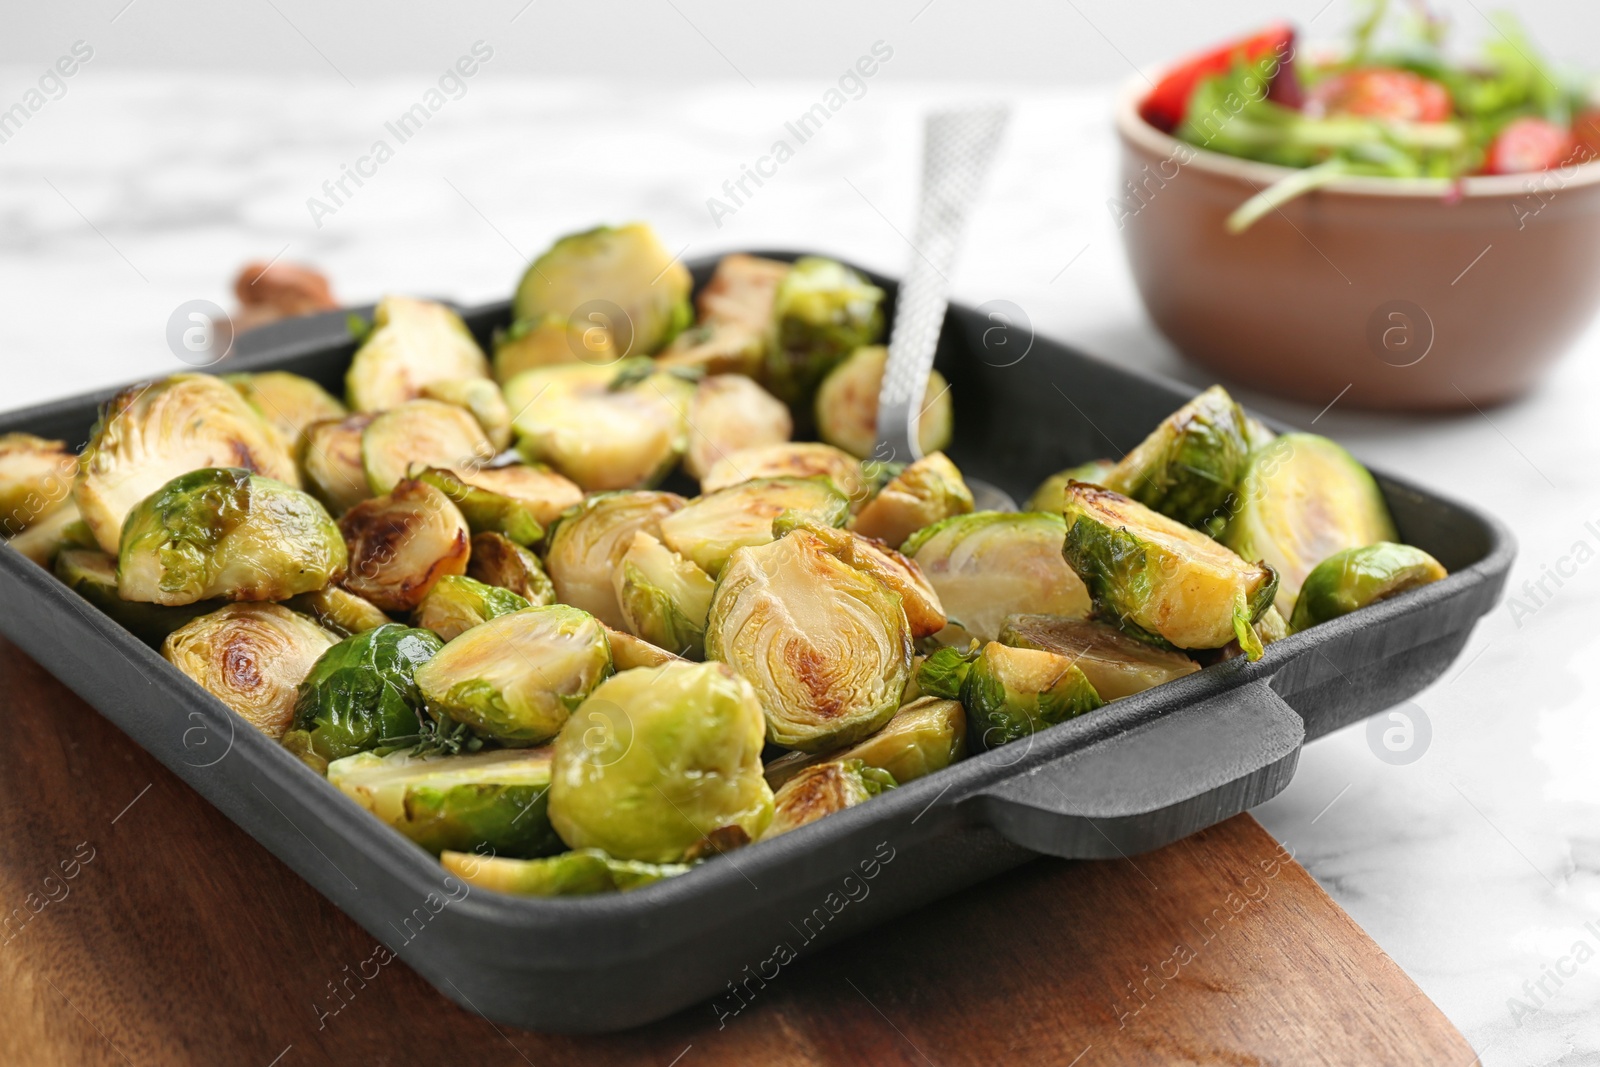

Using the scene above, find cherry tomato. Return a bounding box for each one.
[1308,68,1453,123]
[1483,117,1575,175]
[1141,23,1297,133]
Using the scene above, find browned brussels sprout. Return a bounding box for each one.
[339,479,470,612]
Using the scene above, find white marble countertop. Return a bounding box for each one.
[4,69,1598,1064]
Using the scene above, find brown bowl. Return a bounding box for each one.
[1114,82,1600,411]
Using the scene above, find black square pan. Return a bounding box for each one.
[0,253,1514,1033]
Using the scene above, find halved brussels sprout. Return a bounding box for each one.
[697,253,792,329]
[414,604,612,746]
[1221,433,1399,617]
[284,622,442,765]
[439,848,688,896]
[445,464,583,528]
[547,661,773,862]
[1102,385,1252,535]
[512,223,692,358]
[997,614,1200,700]
[55,547,221,647]
[419,377,512,451]
[764,257,885,405]
[1026,459,1116,514]
[0,433,76,535]
[361,400,494,496]
[682,375,793,481]
[506,361,690,491]
[1062,483,1277,657]
[762,759,895,840]
[700,442,867,505]
[658,476,848,578]
[285,584,391,637]
[413,467,543,547]
[814,345,953,460]
[413,575,530,641]
[1289,543,1447,632]
[74,374,299,555]
[300,414,376,516]
[118,468,346,606]
[613,531,716,659]
[164,603,336,739]
[467,532,555,606]
[339,479,471,612]
[6,499,88,567]
[543,491,685,628]
[493,313,616,383]
[225,371,347,448]
[850,452,974,549]
[345,296,490,413]
[765,696,966,790]
[902,511,1090,645]
[656,321,766,378]
[776,518,947,639]
[963,641,1104,748]
[602,622,688,670]
[329,747,562,858]
[705,530,912,752]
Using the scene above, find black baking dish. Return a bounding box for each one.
[0,253,1514,1033]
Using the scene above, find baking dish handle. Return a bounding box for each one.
[971,680,1303,860]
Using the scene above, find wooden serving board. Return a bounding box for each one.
[0,637,1474,1066]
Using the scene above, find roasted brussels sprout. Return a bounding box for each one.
[658,476,848,578]
[915,644,979,700]
[1101,385,1252,534]
[6,499,88,567]
[1254,605,1291,646]
[902,511,1090,644]
[850,452,974,549]
[439,848,687,896]
[0,433,76,535]
[776,518,947,639]
[962,641,1104,747]
[512,223,692,358]
[284,622,442,765]
[419,377,513,451]
[762,759,895,840]
[682,374,793,481]
[657,255,790,377]
[613,531,716,659]
[339,479,471,612]
[445,464,583,528]
[493,313,616,383]
[1221,433,1399,617]
[299,414,376,516]
[467,531,556,605]
[413,467,544,547]
[997,614,1200,700]
[705,529,912,752]
[1289,543,1447,632]
[602,622,688,670]
[700,442,868,504]
[328,747,562,858]
[413,575,530,641]
[1026,459,1116,514]
[74,374,299,555]
[543,491,685,628]
[764,257,885,405]
[814,345,953,459]
[414,604,612,746]
[117,468,346,606]
[225,371,347,448]
[765,696,966,790]
[547,661,774,862]
[505,361,690,491]
[285,584,391,637]
[361,400,494,496]
[1062,483,1277,658]
[55,547,220,648]
[164,603,336,739]
[344,296,490,413]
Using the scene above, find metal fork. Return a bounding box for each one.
[873,104,1017,512]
